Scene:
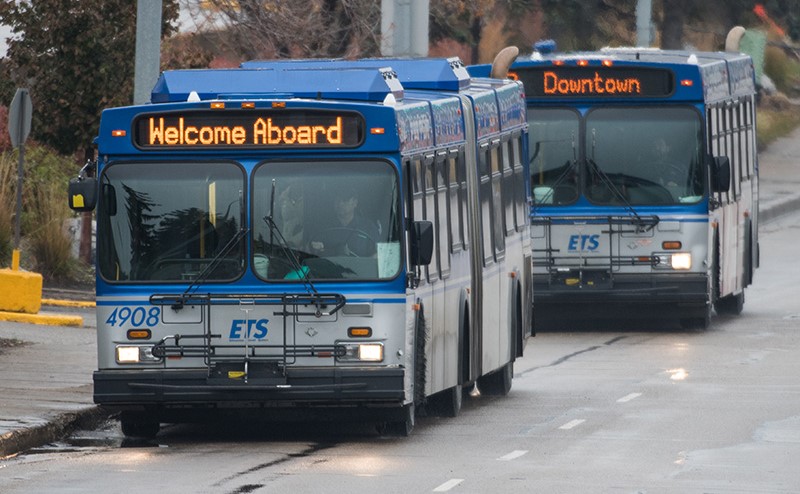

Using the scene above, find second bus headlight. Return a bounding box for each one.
[670,252,692,270]
[338,342,384,362]
[116,345,161,364]
[655,252,692,270]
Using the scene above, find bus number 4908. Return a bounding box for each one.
[105,307,161,328]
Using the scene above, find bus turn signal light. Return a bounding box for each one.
[127,329,152,340]
[348,327,372,338]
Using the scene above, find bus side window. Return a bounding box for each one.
[447,151,465,252]
[501,139,516,236]
[511,135,527,233]
[435,156,450,278]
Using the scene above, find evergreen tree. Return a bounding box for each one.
[0,0,178,156]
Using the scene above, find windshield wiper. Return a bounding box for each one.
[586,158,659,232]
[530,132,578,215]
[263,179,319,297]
[174,191,248,309]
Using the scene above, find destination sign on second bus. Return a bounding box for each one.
[511,67,674,98]
[134,110,363,149]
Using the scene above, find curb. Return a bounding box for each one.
[760,194,800,224]
[0,310,83,327]
[42,299,96,308]
[0,406,112,458]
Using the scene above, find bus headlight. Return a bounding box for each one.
[116,345,161,364]
[337,342,384,362]
[654,252,692,270]
[670,252,692,270]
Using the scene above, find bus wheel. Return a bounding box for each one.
[477,362,513,396]
[378,404,415,437]
[715,291,745,315]
[120,412,160,438]
[426,384,464,418]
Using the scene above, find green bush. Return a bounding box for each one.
[0,145,82,279]
[0,153,14,266]
[28,180,78,281]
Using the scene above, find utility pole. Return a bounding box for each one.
[133,0,163,104]
[636,0,653,47]
[381,0,429,56]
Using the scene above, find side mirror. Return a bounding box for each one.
[68,177,97,212]
[711,156,731,193]
[411,220,434,266]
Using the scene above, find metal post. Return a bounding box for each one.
[12,143,23,270]
[133,0,163,105]
[636,0,653,47]
[381,0,429,56]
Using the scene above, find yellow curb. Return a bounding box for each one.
[0,311,83,327]
[41,299,96,308]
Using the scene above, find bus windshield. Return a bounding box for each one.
[585,107,705,205]
[98,162,246,282]
[528,106,705,206]
[252,160,402,281]
[529,108,580,205]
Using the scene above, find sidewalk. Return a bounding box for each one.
[2,126,800,459]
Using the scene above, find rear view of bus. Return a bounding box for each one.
[69,57,531,437]
[471,39,758,329]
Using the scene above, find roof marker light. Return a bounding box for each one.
[681,79,694,87]
[602,59,613,67]
[241,102,255,109]
[111,130,126,137]
[210,102,225,109]
[552,60,565,66]
[272,101,286,108]
[577,60,589,66]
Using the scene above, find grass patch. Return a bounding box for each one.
[757,96,800,150]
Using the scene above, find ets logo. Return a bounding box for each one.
[568,234,600,251]
[229,319,269,341]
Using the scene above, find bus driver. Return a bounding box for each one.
[309,185,379,257]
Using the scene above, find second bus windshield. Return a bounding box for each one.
[529,107,705,206]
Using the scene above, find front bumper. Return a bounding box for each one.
[94,366,405,408]
[533,272,709,318]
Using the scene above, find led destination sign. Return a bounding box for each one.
[134,110,363,149]
[513,67,674,98]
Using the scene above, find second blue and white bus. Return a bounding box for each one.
[471,42,758,329]
[69,57,532,436]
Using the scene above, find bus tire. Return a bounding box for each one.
[715,290,745,315]
[477,361,513,396]
[120,412,160,439]
[426,384,464,418]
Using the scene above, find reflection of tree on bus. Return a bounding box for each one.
[275,182,305,248]
[309,185,379,257]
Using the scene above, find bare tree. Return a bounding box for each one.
[183,0,382,61]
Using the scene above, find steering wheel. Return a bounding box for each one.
[314,227,377,257]
[656,162,684,184]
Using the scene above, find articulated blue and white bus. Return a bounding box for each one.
[471,42,758,329]
[69,57,532,437]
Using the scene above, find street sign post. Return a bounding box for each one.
[8,88,33,270]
